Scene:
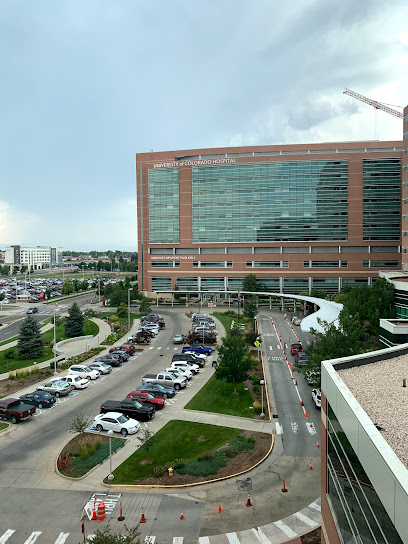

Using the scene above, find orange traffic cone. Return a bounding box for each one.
[180,512,185,520]
[218,504,223,513]
[246,493,252,507]
[305,410,308,419]
[300,397,304,406]
[140,506,146,523]
[309,463,313,470]
[316,442,320,448]
[91,497,97,520]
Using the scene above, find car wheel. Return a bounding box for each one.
[38,403,43,409]
[174,384,180,391]
[55,392,60,398]
[11,416,17,424]
[121,428,128,436]
[96,424,103,432]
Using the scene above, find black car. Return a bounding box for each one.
[100,399,155,422]
[19,391,56,409]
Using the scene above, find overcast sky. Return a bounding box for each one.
[0,0,407,252]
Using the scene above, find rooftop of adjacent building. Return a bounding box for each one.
[338,354,408,468]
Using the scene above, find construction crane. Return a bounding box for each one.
[343,87,403,140]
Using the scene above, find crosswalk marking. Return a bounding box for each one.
[199,538,210,544]
[173,538,184,544]
[54,534,70,544]
[251,528,271,544]
[309,501,321,512]
[226,533,240,544]
[24,532,42,544]
[0,530,15,543]
[274,520,297,538]
[275,422,283,434]
[295,511,317,527]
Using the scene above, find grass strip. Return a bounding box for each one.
[63,438,125,478]
[112,420,241,483]
[185,374,255,418]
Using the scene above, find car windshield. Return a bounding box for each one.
[117,414,128,423]
[146,393,155,399]
[133,400,143,408]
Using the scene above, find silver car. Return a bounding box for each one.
[89,361,112,374]
[36,380,72,397]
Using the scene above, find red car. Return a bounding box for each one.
[119,344,137,355]
[126,390,165,410]
[290,343,303,355]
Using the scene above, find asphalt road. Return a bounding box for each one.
[0,306,320,544]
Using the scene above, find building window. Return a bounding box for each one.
[327,405,403,544]
[191,160,348,243]
[304,261,347,268]
[193,261,232,268]
[246,261,289,268]
[363,260,399,268]
[148,168,180,244]
[151,261,180,268]
[151,277,172,291]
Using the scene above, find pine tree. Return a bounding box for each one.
[18,316,44,360]
[65,302,84,338]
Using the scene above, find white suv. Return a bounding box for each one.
[68,364,100,380]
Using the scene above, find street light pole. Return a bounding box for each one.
[53,303,59,375]
[260,379,265,417]
[108,429,114,480]
[128,288,133,330]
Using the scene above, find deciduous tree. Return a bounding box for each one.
[62,279,74,296]
[215,334,252,393]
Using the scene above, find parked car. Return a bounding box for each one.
[89,361,112,374]
[141,371,187,390]
[36,380,72,397]
[68,365,100,380]
[100,399,155,422]
[312,388,321,409]
[295,352,309,366]
[126,390,165,410]
[166,366,193,380]
[94,355,122,367]
[169,361,199,375]
[119,344,137,355]
[19,391,56,409]
[26,307,38,314]
[0,398,36,423]
[93,412,140,435]
[173,334,184,344]
[182,344,212,356]
[172,353,203,369]
[136,383,176,399]
[109,350,129,361]
[290,343,303,355]
[63,374,89,389]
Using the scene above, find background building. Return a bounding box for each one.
[321,346,408,543]
[137,140,403,295]
[4,245,63,271]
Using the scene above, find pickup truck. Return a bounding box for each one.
[100,399,155,422]
[141,371,187,390]
[0,398,36,424]
[182,344,212,356]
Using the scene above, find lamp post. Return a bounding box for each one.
[260,379,265,417]
[107,429,114,481]
[128,288,133,330]
[53,303,59,375]
[97,275,101,303]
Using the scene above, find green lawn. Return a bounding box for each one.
[185,375,255,418]
[112,420,242,483]
[0,422,9,431]
[213,312,249,333]
[0,318,100,373]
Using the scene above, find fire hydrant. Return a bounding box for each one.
[168,467,174,476]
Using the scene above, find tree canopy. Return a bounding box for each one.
[65,302,84,338]
[18,316,43,360]
[215,334,253,393]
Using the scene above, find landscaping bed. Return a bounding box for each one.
[105,421,272,486]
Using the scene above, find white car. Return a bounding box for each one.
[312,388,321,409]
[169,361,199,375]
[182,351,206,362]
[63,375,89,389]
[93,412,140,436]
[68,364,100,380]
[88,361,112,374]
[165,366,193,380]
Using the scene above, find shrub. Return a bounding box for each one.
[253,384,260,394]
[80,444,90,460]
[8,372,15,380]
[5,349,15,360]
[253,401,262,414]
[250,374,259,384]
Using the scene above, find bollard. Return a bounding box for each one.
[282,474,288,493]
